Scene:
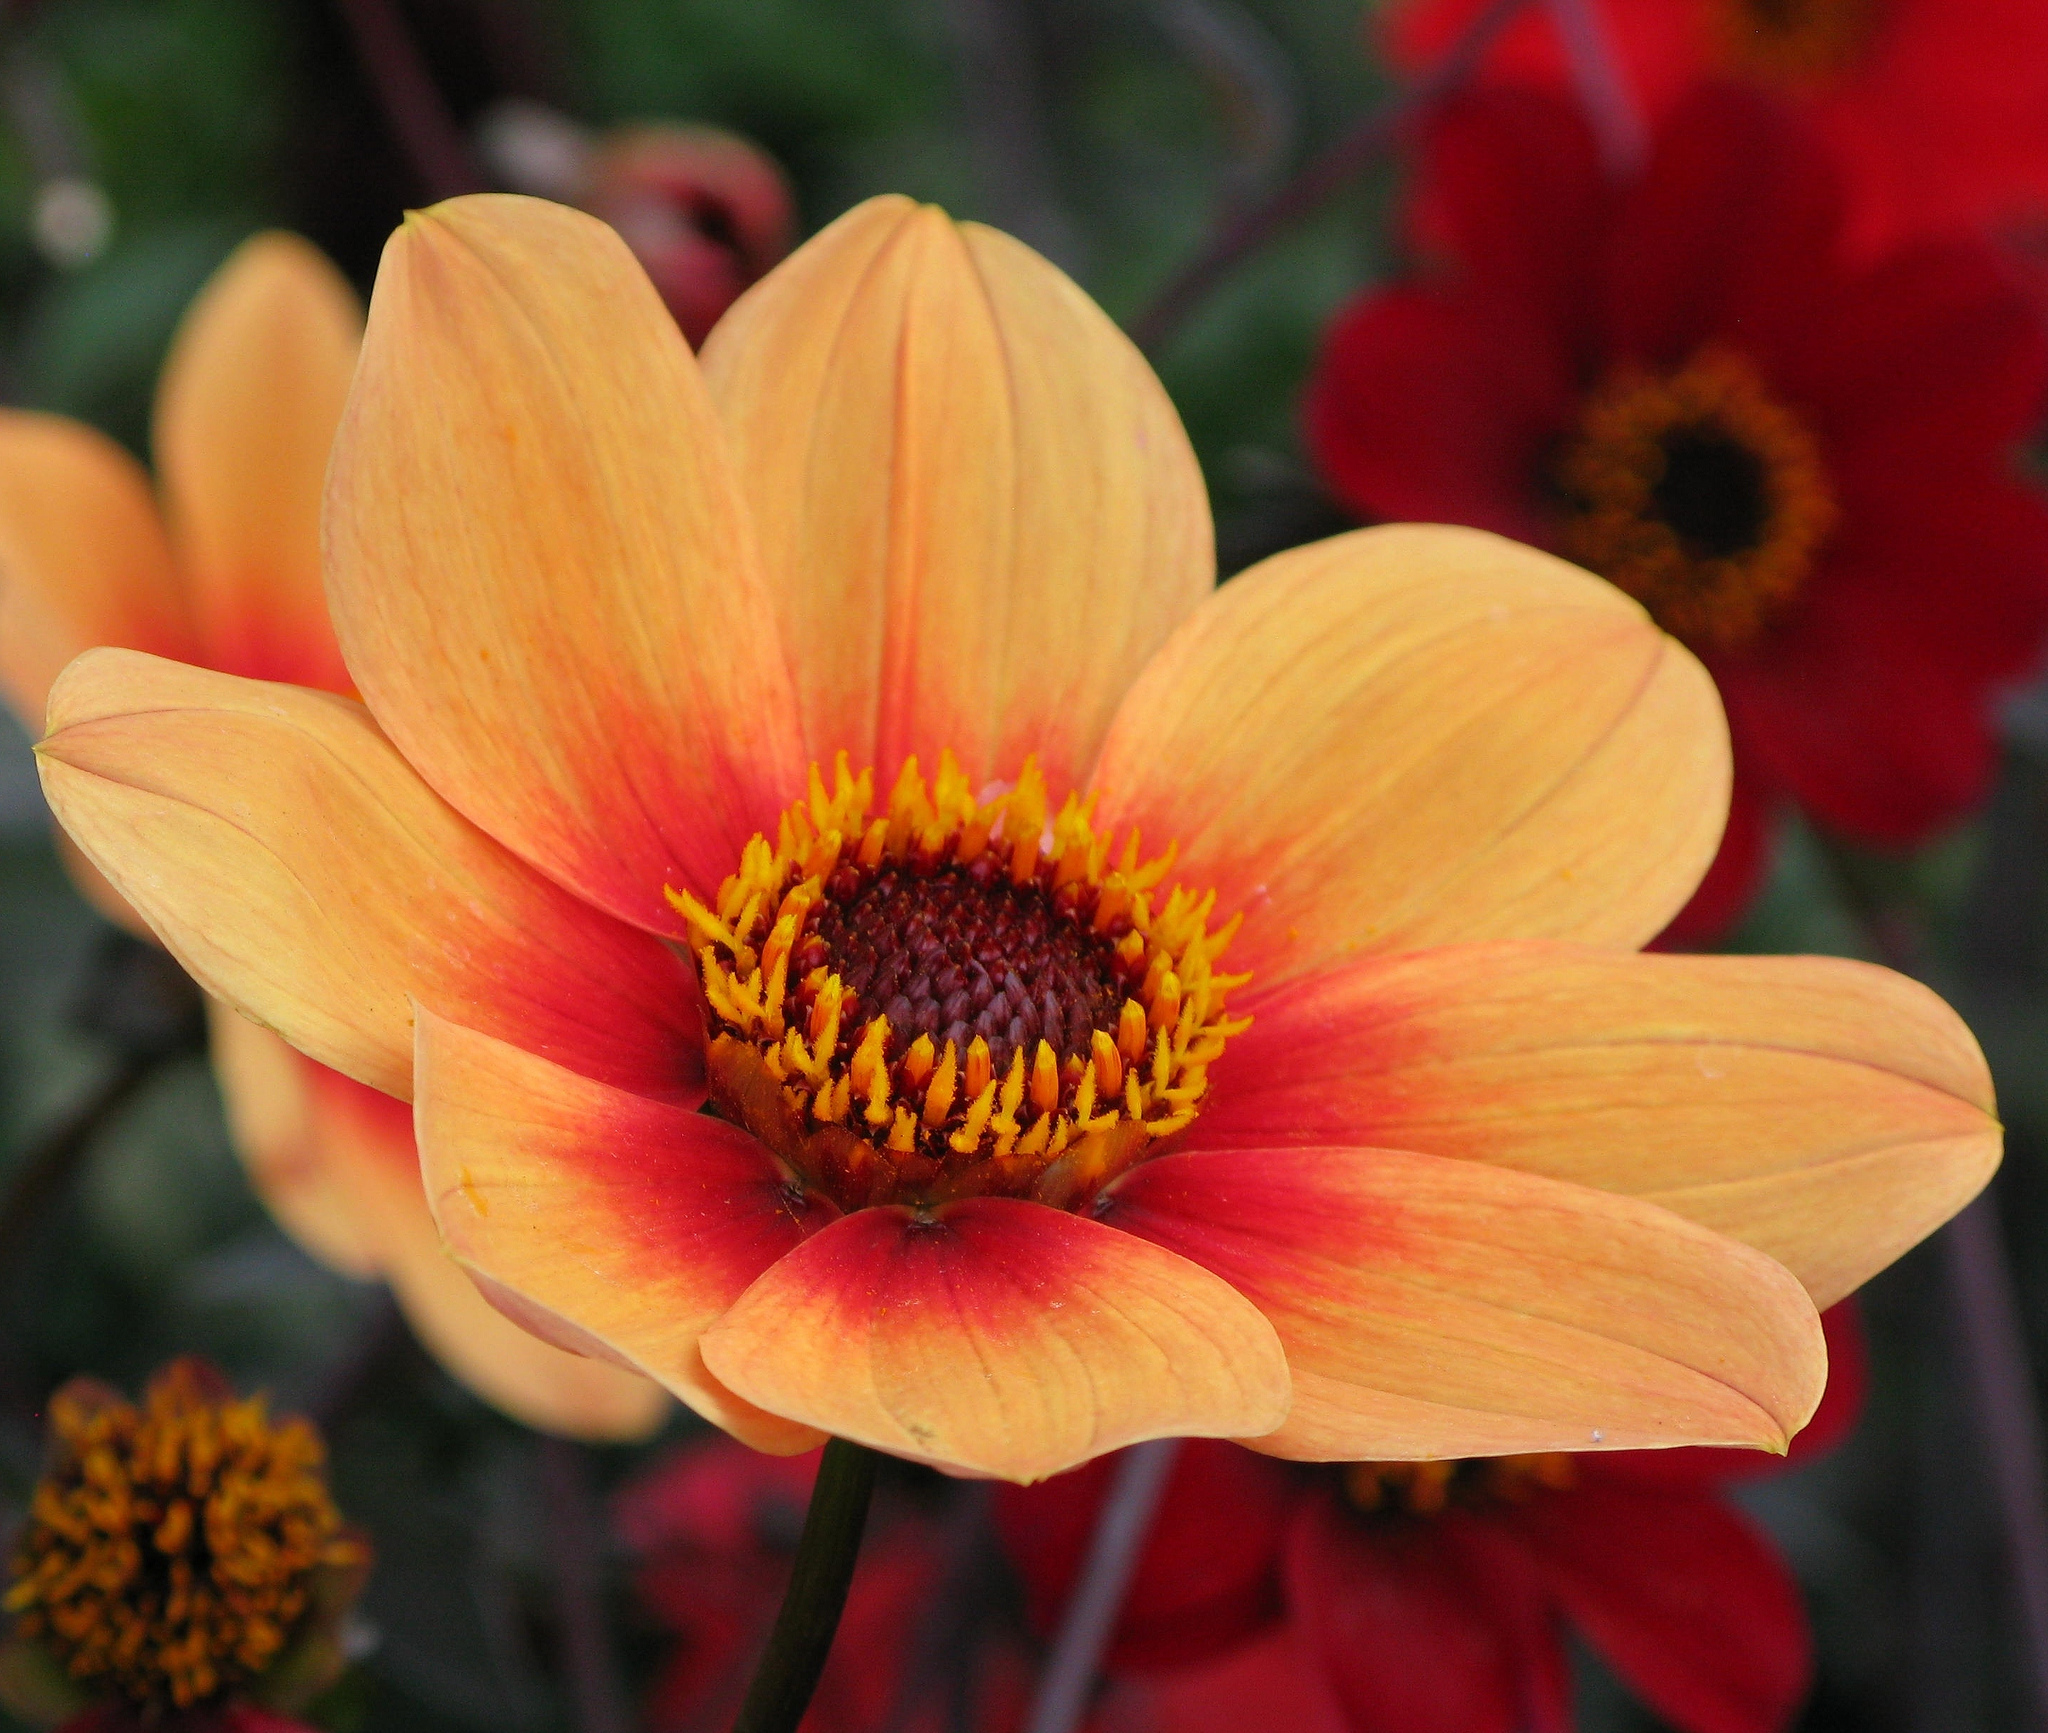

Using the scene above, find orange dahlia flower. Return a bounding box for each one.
[37,195,1997,1482]
[0,232,662,1441]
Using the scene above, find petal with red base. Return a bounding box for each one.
[1090,524,1728,989]
[38,651,699,1102]
[1104,1143,1824,1460]
[414,1005,826,1451]
[1185,943,1997,1309]
[698,1198,1291,1482]
[326,194,805,934]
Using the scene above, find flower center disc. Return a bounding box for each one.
[1716,0,1883,83]
[676,753,1248,1214]
[1552,348,1836,651]
[5,1360,360,1712]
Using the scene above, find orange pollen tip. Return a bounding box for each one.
[5,1359,363,1713]
[1552,347,1836,652]
[1341,1453,1578,1520]
[673,751,1250,1212]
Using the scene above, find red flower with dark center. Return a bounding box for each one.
[1384,0,2048,260]
[998,1307,1867,1733]
[1305,82,2048,941]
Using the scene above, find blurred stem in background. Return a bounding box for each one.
[1129,0,1537,353]
[328,0,485,199]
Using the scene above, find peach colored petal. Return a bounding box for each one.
[0,413,192,728]
[325,194,805,933]
[414,1004,827,1452]
[1090,525,1729,990]
[153,232,359,691]
[38,649,699,1101]
[700,196,1211,790]
[1105,1143,1824,1460]
[698,1196,1291,1482]
[1189,942,1997,1308]
[206,1001,381,1277]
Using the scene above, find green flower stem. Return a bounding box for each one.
[731,1437,882,1733]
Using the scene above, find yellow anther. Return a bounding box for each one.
[998,1049,1027,1121]
[1072,1064,1097,1124]
[849,1018,890,1100]
[902,1034,936,1090]
[857,817,888,868]
[1029,1041,1061,1116]
[965,1035,993,1099]
[923,1041,959,1127]
[1015,1113,1054,1158]
[887,1108,918,1153]
[950,1079,999,1154]
[1149,970,1182,1033]
[1091,1029,1124,1097]
[1117,1000,1149,1064]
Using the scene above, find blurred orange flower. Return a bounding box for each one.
[0,233,663,1442]
[37,194,1996,1481]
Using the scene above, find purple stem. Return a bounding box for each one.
[329,0,486,201]
[1542,0,1646,174]
[1941,1196,2048,1722]
[1022,1439,1180,1733]
[1127,0,1540,354]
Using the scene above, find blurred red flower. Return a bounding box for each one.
[1306,82,2048,940]
[998,1307,1866,1733]
[618,1441,1137,1733]
[1384,0,2048,260]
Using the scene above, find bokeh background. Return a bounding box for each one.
[0,3,2045,1730]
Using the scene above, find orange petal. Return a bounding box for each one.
[698,1196,1291,1482]
[414,1004,828,1452]
[207,1001,382,1277]
[1189,942,1998,1309]
[1090,525,1728,988]
[0,413,191,728]
[1105,1143,1823,1460]
[326,194,805,933]
[38,649,699,1101]
[700,196,1211,791]
[153,232,358,691]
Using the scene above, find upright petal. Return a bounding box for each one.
[699,196,1212,792]
[326,194,805,933]
[414,1006,828,1452]
[1105,1144,1824,1460]
[153,233,360,691]
[38,650,699,1101]
[1091,525,1728,990]
[698,1197,1291,1481]
[0,414,191,728]
[1190,943,1998,1307]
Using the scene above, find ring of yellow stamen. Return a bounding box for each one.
[5,1360,364,1712]
[672,751,1249,1212]
[1343,1454,1578,1519]
[1554,347,1836,652]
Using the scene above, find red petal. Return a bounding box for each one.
[1652,763,1777,950]
[1285,1490,1545,1733]
[1604,85,1846,377]
[1502,1484,1811,1733]
[1304,289,1565,539]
